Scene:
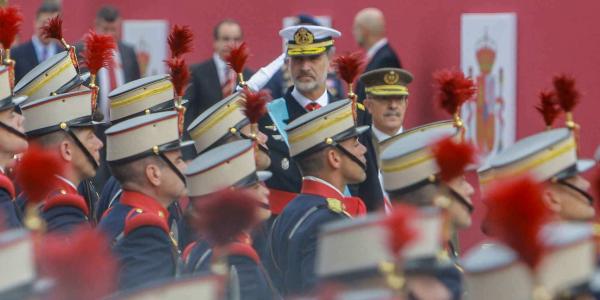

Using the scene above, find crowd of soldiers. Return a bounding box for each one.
[1,4,600,300]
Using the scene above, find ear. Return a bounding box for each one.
[325,148,342,170]
[145,163,162,187]
[364,98,374,113]
[542,188,562,213]
[59,140,73,162]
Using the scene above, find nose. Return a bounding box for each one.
[358,141,367,155]
[94,134,104,150]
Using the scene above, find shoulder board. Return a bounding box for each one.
[226,242,260,264]
[356,102,365,111]
[266,98,290,146]
[182,241,198,264]
[43,192,89,216]
[325,198,346,214]
[0,173,15,199]
[124,209,169,236]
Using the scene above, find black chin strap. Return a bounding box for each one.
[64,128,99,170]
[448,187,474,214]
[557,180,594,206]
[334,144,367,171]
[239,132,270,155]
[158,151,187,187]
[0,121,27,140]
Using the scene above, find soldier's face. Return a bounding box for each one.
[446,176,474,229]
[248,182,271,221]
[0,108,28,155]
[95,18,121,41]
[338,137,367,184]
[289,53,329,95]
[214,23,243,60]
[546,176,595,221]
[72,127,103,179]
[364,96,407,136]
[160,150,188,200]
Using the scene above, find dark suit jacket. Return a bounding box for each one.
[184,58,252,129]
[11,40,62,83]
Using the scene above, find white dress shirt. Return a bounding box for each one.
[98,49,125,121]
[372,125,403,142]
[31,36,58,63]
[291,87,328,110]
[213,53,230,86]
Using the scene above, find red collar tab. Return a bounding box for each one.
[301,178,343,201]
[121,190,170,220]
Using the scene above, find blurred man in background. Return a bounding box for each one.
[185,19,252,126]
[11,2,62,81]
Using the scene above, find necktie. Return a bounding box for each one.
[221,69,235,97]
[305,102,322,111]
[40,46,48,62]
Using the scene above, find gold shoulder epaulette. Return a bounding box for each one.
[326,198,345,214]
[356,102,365,111]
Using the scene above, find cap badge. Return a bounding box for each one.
[294,28,314,45]
[384,71,400,85]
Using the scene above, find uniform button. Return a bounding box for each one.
[281,158,290,170]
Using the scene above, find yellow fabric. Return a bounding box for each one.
[480,138,576,184]
[287,40,334,56]
[110,82,173,109]
[382,151,433,173]
[365,85,409,96]
[21,59,72,96]
[189,102,241,139]
[288,109,352,143]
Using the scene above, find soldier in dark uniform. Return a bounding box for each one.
[266,99,369,296]
[181,140,278,300]
[263,24,384,214]
[380,122,476,300]
[100,111,190,291]
[95,74,191,248]
[0,66,28,229]
[19,85,104,233]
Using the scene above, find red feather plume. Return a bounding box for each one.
[41,15,64,41]
[431,136,477,182]
[434,69,476,116]
[383,204,419,255]
[225,42,249,74]
[242,88,270,124]
[167,57,190,97]
[192,189,258,246]
[37,228,118,300]
[83,30,116,76]
[15,145,65,204]
[0,6,23,49]
[552,74,580,113]
[334,51,364,85]
[168,24,193,58]
[483,176,550,270]
[535,90,561,127]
